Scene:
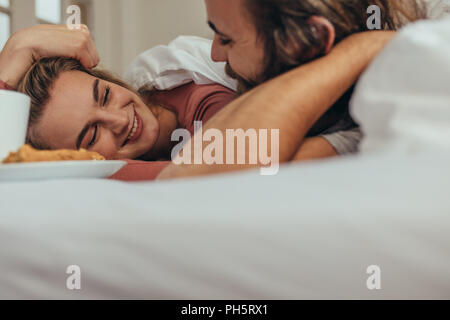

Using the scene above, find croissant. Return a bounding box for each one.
[2,144,105,164]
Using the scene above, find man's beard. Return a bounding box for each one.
[225,63,259,96]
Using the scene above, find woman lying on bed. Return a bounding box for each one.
[0,26,235,179]
[18,57,235,162]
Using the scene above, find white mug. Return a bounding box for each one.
[0,90,31,161]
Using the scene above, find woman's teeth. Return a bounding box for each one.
[127,115,138,140]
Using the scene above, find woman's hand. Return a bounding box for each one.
[0,24,99,89]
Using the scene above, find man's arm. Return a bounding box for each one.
[292,137,338,161]
[158,31,395,180]
[292,126,364,162]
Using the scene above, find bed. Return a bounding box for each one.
[1,153,450,299]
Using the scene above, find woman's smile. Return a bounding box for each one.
[122,106,144,147]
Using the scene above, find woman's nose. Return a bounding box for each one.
[211,36,227,62]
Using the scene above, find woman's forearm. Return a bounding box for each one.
[158,31,395,179]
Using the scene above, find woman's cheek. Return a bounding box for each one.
[95,147,116,160]
[93,138,120,159]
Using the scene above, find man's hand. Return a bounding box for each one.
[0,24,99,89]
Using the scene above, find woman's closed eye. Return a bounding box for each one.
[86,86,109,148]
[88,124,99,147]
[219,38,232,46]
[103,86,111,106]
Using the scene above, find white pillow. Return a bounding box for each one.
[124,36,237,92]
[351,17,450,155]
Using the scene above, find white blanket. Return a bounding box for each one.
[1,153,450,299]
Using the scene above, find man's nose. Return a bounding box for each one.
[101,111,130,136]
[211,36,227,62]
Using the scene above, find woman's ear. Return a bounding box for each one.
[308,16,336,54]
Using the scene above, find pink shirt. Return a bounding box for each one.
[151,81,236,135]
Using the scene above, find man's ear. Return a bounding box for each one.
[308,16,336,54]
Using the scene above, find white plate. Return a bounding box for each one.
[0,160,127,182]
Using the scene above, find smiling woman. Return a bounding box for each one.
[17,57,236,161]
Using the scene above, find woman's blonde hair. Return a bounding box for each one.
[18,57,133,150]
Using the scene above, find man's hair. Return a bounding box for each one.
[18,57,133,150]
[240,0,427,89]
[232,0,428,135]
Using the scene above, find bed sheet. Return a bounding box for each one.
[1,153,449,299]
